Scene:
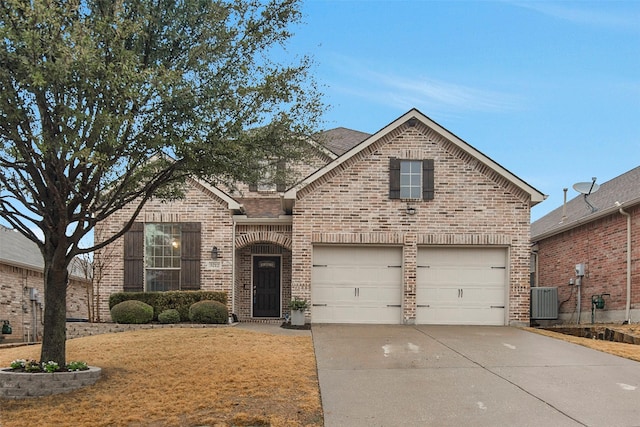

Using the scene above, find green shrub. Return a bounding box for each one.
[158,309,181,324]
[188,300,228,324]
[110,300,154,324]
[109,291,227,321]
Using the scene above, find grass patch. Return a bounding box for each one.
[526,325,640,362]
[0,328,322,427]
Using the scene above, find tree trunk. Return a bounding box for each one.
[40,257,69,366]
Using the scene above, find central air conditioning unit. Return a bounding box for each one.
[530,287,558,320]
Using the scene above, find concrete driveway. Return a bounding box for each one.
[312,325,640,427]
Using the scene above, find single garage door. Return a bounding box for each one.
[416,247,507,325]
[311,246,403,324]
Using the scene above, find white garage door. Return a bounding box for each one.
[416,247,507,325]
[311,246,403,324]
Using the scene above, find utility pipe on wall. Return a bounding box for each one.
[616,202,632,322]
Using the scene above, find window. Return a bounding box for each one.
[145,224,181,291]
[400,160,422,199]
[123,222,201,292]
[389,158,434,200]
[249,160,286,192]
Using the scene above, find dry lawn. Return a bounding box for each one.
[0,328,322,427]
[525,325,640,362]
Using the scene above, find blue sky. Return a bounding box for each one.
[288,0,640,221]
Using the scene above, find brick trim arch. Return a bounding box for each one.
[235,232,292,250]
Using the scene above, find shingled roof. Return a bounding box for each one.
[0,225,90,280]
[317,127,371,156]
[531,165,640,240]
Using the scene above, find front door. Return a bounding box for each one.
[253,256,281,317]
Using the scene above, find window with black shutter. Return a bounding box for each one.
[123,222,201,292]
[389,158,434,200]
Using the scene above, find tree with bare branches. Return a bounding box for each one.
[0,0,323,365]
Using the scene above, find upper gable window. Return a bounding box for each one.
[400,160,422,199]
[389,158,434,200]
[249,160,286,192]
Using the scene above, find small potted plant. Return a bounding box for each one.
[289,297,308,326]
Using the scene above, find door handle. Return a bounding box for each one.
[312,303,327,307]
[417,304,430,308]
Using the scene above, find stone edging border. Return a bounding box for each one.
[0,366,102,399]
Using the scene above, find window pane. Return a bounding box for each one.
[146,270,180,292]
[400,160,422,200]
[145,223,182,290]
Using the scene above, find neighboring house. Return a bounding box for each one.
[0,225,91,342]
[95,109,545,326]
[531,167,640,324]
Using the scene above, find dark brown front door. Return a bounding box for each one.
[253,256,281,317]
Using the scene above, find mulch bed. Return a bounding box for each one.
[280,322,312,330]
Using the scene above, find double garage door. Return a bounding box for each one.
[311,246,507,325]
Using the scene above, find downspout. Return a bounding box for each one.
[616,202,632,322]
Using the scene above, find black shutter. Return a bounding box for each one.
[123,222,144,292]
[389,158,400,199]
[423,159,434,200]
[181,222,201,290]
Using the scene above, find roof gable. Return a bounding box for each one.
[187,177,242,211]
[284,108,545,205]
[531,166,640,240]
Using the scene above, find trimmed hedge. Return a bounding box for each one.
[188,300,228,324]
[109,291,227,322]
[158,309,181,324]
[110,300,154,324]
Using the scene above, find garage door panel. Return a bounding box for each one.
[312,246,402,324]
[417,247,507,326]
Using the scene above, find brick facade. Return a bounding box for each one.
[291,120,534,325]
[535,204,640,323]
[95,109,540,326]
[94,178,235,322]
[0,263,89,343]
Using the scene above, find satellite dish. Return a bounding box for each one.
[573,179,600,195]
[572,177,599,213]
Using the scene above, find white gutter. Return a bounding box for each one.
[616,202,632,322]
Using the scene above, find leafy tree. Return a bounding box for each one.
[0,0,323,365]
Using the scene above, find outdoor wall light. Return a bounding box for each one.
[211,246,219,259]
[406,206,416,215]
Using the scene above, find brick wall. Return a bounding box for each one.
[536,204,640,323]
[94,178,235,322]
[0,263,89,342]
[291,122,533,325]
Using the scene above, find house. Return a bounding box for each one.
[0,225,91,342]
[95,109,545,326]
[531,167,640,324]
